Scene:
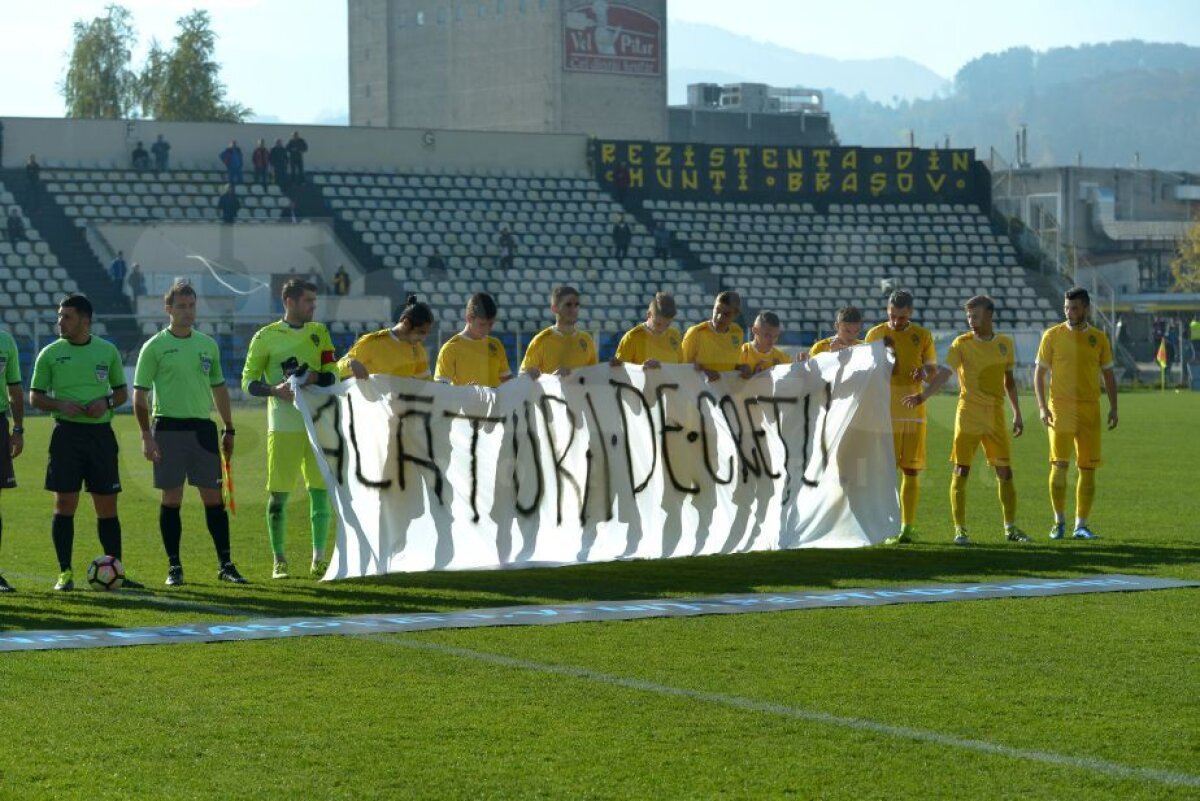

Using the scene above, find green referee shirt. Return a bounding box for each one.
[133,328,224,420]
[0,330,21,414]
[240,320,337,432]
[30,336,125,425]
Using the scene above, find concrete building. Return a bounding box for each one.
[668,82,836,147]
[348,0,667,139]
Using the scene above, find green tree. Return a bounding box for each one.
[1170,217,1200,292]
[142,10,251,122]
[62,4,138,119]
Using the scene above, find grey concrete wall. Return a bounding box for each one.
[347,0,666,138]
[2,117,588,174]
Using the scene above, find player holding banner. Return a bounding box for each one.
[241,278,339,579]
[133,281,246,586]
[0,327,23,592]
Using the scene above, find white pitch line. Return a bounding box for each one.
[377,636,1200,791]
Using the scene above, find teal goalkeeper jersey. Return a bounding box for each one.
[0,330,20,414]
[241,320,337,432]
[133,328,225,420]
[30,336,126,424]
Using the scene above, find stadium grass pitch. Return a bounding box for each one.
[0,392,1197,800]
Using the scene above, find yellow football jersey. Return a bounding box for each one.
[1036,323,1114,404]
[945,332,1015,408]
[808,336,863,357]
[738,342,791,372]
[682,321,745,372]
[519,327,598,373]
[614,323,683,364]
[338,329,430,379]
[865,321,937,421]
[434,334,512,387]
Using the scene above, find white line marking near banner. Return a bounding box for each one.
[378,636,1200,790]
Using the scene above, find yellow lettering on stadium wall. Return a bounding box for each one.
[593,141,980,204]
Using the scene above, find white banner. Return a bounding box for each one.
[294,341,899,579]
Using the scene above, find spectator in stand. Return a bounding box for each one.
[109,251,128,294]
[127,263,146,300]
[286,131,308,184]
[279,199,300,223]
[151,134,171,172]
[612,215,632,262]
[25,155,40,210]
[426,248,447,274]
[497,225,516,271]
[653,221,671,260]
[132,141,151,172]
[612,160,631,204]
[332,265,351,296]
[217,185,241,224]
[5,209,26,243]
[220,140,244,185]
[269,139,289,188]
[252,139,270,188]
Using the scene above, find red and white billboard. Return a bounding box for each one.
[564,2,661,76]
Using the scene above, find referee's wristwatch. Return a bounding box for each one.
[11,426,23,434]
[105,395,115,409]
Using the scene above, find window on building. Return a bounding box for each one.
[496,0,506,15]
[519,0,528,12]
[416,10,425,25]
[455,4,464,21]
[397,12,407,27]
[437,7,447,24]
[478,3,487,17]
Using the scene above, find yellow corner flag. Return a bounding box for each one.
[1156,337,1168,370]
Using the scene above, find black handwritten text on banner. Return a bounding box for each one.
[295,344,898,579]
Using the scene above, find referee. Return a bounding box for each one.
[133,281,246,586]
[30,295,143,591]
[0,326,24,592]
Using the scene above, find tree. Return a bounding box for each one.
[1170,217,1200,292]
[62,5,138,119]
[142,10,251,122]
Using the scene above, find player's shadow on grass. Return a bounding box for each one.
[5,541,1196,631]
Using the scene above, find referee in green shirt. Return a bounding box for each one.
[30,295,143,591]
[0,328,24,592]
[241,278,339,579]
[133,281,246,586]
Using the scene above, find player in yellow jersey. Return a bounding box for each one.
[805,305,864,359]
[612,292,682,367]
[682,291,746,380]
[520,285,598,376]
[435,292,516,387]
[906,296,1028,545]
[864,290,938,544]
[738,312,791,374]
[340,295,434,380]
[1034,287,1118,540]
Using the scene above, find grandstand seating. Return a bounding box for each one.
[1,182,82,367]
[41,169,289,224]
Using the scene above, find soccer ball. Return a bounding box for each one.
[87,555,125,591]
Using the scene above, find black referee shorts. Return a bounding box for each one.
[152,418,222,490]
[45,421,122,495]
[0,416,15,490]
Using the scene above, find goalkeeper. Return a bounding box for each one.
[241,278,339,579]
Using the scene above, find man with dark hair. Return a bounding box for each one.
[682,290,744,381]
[904,295,1028,545]
[217,185,241,224]
[520,285,597,376]
[151,134,171,173]
[1034,287,1119,540]
[497,226,516,271]
[865,289,938,545]
[611,215,632,262]
[5,209,26,244]
[133,282,245,586]
[132,141,150,172]
[286,131,308,184]
[0,325,24,591]
[241,279,339,579]
[109,250,127,294]
[219,140,244,185]
[269,139,289,188]
[30,295,143,591]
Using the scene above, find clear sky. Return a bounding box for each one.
[2,0,1198,124]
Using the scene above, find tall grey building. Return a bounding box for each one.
[348,0,667,138]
